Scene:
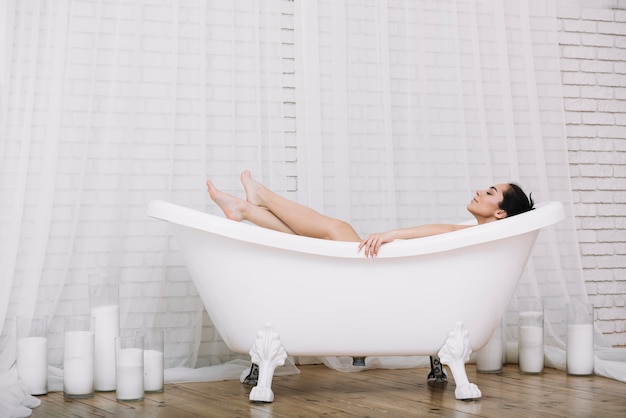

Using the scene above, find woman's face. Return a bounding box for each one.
[467,184,509,223]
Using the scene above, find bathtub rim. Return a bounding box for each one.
[147,200,564,259]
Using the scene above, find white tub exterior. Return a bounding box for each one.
[148,199,564,401]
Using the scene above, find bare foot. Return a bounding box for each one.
[206,180,245,221]
[240,170,265,206]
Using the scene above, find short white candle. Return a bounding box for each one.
[64,330,94,397]
[92,304,119,391]
[17,336,48,395]
[476,325,503,372]
[116,348,144,400]
[519,325,543,373]
[144,349,164,392]
[567,324,594,375]
[505,341,519,364]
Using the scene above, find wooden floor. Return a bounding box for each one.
[30,364,625,417]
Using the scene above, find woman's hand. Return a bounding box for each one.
[358,224,469,257]
[358,231,396,258]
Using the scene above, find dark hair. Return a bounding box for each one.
[500,183,534,217]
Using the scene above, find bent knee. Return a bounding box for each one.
[327,219,360,242]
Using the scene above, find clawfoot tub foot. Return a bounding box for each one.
[437,322,482,401]
[248,324,288,403]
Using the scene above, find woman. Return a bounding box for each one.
[207,170,534,257]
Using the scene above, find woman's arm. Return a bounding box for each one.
[358,224,471,258]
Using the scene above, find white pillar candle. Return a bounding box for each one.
[64,330,94,397]
[92,304,119,391]
[505,341,519,364]
[518,324,544,373]
[567,324,594,375]
[517,299,544,375]
[116,347,144,401]
[144,349,164,392]
[17,336,48,395]
[566,302,595,376]
[476,324,503,373]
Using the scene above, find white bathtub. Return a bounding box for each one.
[148,199,564,402]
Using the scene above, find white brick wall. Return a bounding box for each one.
[557,0,626,345]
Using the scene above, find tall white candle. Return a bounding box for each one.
[144,349,164,392]
[17,336,48,395]
[519,325,543,373]
[567,324,594,375]
[64,330,94,397]
[92,304,119,391]
[116,348,144,401]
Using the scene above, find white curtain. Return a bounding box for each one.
[1,0,288,415]
[293,0,626,377]
[2,0,626,415]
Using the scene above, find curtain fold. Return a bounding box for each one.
[1,0,625,415]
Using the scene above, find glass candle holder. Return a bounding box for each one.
[475,321,503,374]
[518,297,544,374]
[89,273,120,391]
[566,302,595,376]
[63,315,94,398]
[141,330,164,393]
[16,316,48,395]
[116,336,144,401]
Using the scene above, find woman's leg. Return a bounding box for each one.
[207,180,295,234]
[240,170,361,241]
